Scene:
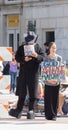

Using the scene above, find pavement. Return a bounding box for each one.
[0,90,68,129]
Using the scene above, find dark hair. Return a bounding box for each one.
[46,42,55,55]
[44,42,50,55]
[44,42,49,46]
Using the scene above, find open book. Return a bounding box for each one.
[24,44,35,56]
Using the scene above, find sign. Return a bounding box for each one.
[0,47,12,61]
[24,44,35,56]
[41,61,66,82]
[8,15,19,27]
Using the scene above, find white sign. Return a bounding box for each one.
[24,44,35,56]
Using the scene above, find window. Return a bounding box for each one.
[8,0,17,1]
[46,31,55,42]
[5,0,21,4]
[27,20,36,33]
[9,34,14,48]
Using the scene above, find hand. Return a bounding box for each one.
[25,56,32,62]
[31,52,38,58]
[47,80,58,85]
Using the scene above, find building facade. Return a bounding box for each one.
[0,0,68,64]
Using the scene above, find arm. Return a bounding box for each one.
[15,45,25,64]
[31,43,45,63]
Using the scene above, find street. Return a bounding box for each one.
[0,90,68,129]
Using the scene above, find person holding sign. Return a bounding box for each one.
[8,31,45,119]
[42,42,64,120]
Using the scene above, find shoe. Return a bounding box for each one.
[8,108,22,119]
[46,116,56,121]
[52,117,56,121]
[9,90,13,94]
[27,111,35,119]
[46,117,52,120]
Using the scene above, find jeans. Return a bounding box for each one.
[9,71,17,92]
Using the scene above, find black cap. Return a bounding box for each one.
[24,31,38,44]
[25,33,34,43]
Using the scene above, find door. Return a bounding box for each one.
[7,29,20,52]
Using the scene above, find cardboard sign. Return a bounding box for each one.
[24,44,35,56]
[41,61,66,82]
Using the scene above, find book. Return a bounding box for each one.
[24,44,35,56]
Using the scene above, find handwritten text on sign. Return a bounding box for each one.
[41,61,66,81]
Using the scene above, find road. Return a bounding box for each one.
[0,90,68,129]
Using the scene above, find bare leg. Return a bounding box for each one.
[57,92,66,114]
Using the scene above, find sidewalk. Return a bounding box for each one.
[0,117,68,130]
[0,123,67,130]
[0,89,68,127]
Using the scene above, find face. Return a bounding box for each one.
[50,43,57,54]
[12,53,15,60]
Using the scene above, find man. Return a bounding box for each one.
[8,31,45,119]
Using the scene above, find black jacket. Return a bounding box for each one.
[15,43,45,96]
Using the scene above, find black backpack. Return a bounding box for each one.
[3,62,10,75]
[62,98,68,114]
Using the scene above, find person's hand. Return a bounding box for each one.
[31,52,38,58]
[25,56,32,62]
[47,79,58,85]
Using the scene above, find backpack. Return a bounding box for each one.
[3,62,10,75]
[62,98,68,114]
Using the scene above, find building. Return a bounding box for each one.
[0,0,68,64]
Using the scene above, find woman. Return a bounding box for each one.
[43,42,62,120]
[9,52,18,93]
[57,92,66,115]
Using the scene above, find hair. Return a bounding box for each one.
[44,42,49,54]
[44,42,49,47]
[46,42,56,55]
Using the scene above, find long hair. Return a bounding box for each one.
[46,42,55,55]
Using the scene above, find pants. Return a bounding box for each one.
[44,84,60,119]
[9,71,17,92]
[16,75,38,112]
